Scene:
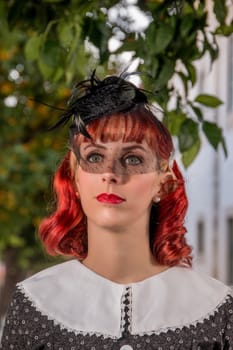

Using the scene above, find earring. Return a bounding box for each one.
[153,197,160,203]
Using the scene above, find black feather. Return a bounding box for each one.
[49,70,149,137]
[48,111,73,130]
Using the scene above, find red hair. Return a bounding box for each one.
[39,105,192,266]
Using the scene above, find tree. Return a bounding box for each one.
[0,0,232,319]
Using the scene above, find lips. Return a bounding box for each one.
[96,193,125,204]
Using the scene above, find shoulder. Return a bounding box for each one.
[161,266,231,297]
[21,259,80,284]
[16,259,125,338]
[133,266,232,302]
[19,259,86,296]
[131,266,233,334]
[18,259,89,305]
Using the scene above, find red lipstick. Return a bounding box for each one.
[97,193,125,204]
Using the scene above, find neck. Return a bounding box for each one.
[82,221,168,284]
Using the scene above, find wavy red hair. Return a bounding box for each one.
[39,105,192,266]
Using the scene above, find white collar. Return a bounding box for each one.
[19,260,231,338]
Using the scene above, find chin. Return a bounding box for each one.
[96,218,125,231]
[89,214,127,232]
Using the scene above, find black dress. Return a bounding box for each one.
[1,260,233,349]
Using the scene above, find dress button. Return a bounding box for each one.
[120,346,133,350]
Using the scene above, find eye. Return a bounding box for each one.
[124,155,143,165]
[86,153,103,163]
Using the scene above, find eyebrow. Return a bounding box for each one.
[82,143,148,153]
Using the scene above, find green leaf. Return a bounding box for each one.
[115,40,137,54]
[53,67,64,82]
[177,72,188,96]
[24,35,42,61]
[203,34,219,63]
[153,23,174,54]
[202,121,226,153]
[213,0,227,25]
[156,59,175,87]
[182,137,201,168]
[7,235,24,248]
[180,15,194,37]
[40,39,65,68]
[57,20,75,47]
[221,137,228,157]
[215,24,233,36]
[190,105,203,122]
[195,94,223,107]
[164,111,186,136]
[151,58,159,79]
[37,58,53,78]
[178,118,199,152]
[182,2,194,15]
[186,62,196,86]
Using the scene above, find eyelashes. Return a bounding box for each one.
[124,155,143,165]
[86,153,103,163]
[76,148,158,174]
[75,141,160,174]
[85,152,144,166]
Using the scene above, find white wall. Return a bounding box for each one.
[184,34,233,284]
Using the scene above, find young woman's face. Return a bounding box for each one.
[73,139,168,232]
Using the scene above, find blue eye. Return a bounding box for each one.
[124,155,143,165]
[87,153,103,163]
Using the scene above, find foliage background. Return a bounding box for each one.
[0,0,233,318]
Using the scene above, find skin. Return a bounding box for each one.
[71,140,171,284]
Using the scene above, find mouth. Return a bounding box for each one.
[96,193,125,204]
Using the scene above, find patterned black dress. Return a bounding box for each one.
[1,260,233,349]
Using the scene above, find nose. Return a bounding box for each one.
[101,160,123,184]
[101,172,118,184]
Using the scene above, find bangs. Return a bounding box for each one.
[74,107,173,160]
[87,113,150,144]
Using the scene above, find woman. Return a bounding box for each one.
[1,72,232,349]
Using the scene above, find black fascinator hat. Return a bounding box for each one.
[50,70,149,139]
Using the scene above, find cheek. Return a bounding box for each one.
[75,169,93,198]
[76,178,93,213]
[130,175,161,200]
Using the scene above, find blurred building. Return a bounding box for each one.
[185,32,233,284]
